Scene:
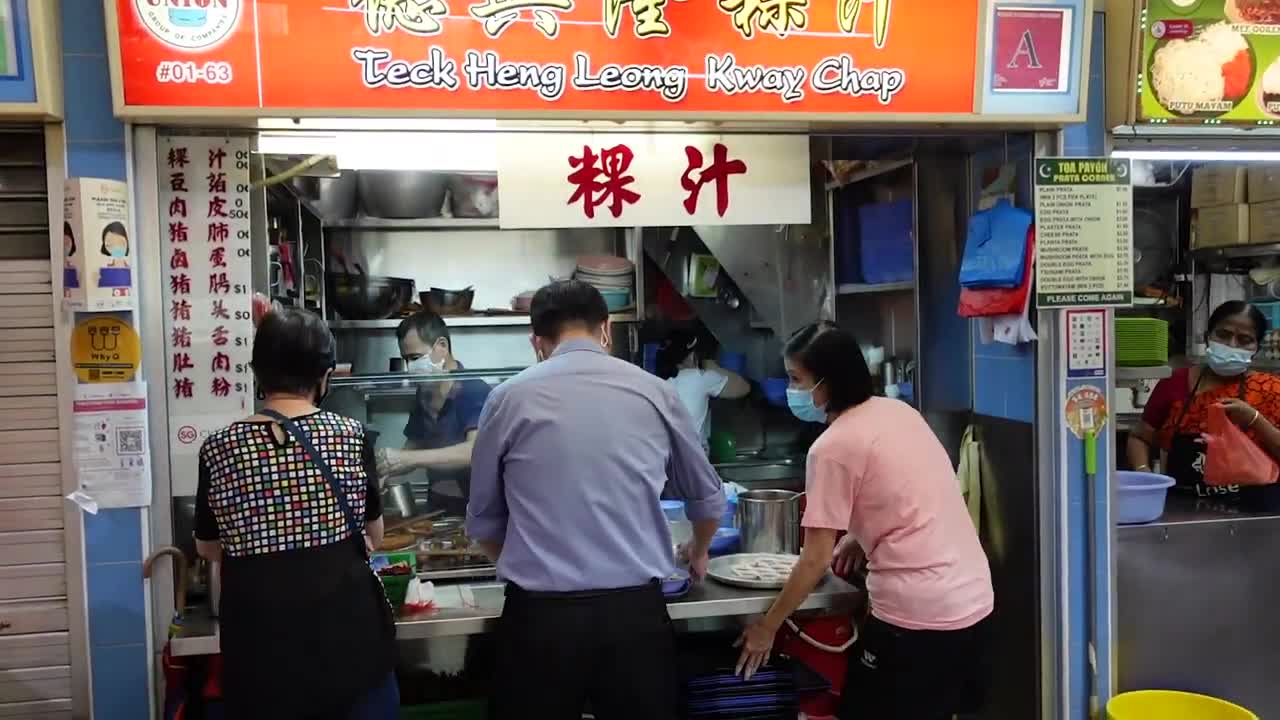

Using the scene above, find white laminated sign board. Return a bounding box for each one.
[158,136,254,495]
[1034,158,1134,309]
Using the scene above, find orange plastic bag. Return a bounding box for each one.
[1204,403,1280,487]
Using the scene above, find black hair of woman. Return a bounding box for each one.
[251,306,336,398]
[1206,300,1268,343]
[656,329,715,379]
[784,320,873,415]
[63,222,75,256]
[100,221,129,256]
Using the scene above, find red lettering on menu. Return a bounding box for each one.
[566,144,640,219]
[167,148,189,169]
[169,221,189,243]
[211,352,231,372]
[208,222,229,243]
[169,198,187,217]
[169,248,189,270]
[209,146,227,169]
[211,299,230,319]
[170,274,191,295]
[211,377,232,397]
[207,172,227,194]
[209,246,227,268]
[174,377,194,399]
[680,143,747,217]
[170,173,189,193]
[207,197,228,218]
[208,272,231,294]
[171,299,192,321]
[211,325,229,346]
[172,352,194,372]
[171,326,192,348]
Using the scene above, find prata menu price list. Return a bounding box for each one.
[157,136,254,493]
[1034,158,1134,309]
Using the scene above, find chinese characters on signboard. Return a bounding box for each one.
[114,0,977,117]
[497,133,811,228]
[158,136,254,494]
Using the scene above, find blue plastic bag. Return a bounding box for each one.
[959,199,1032,289]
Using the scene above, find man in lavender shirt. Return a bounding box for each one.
[466,280,726,720]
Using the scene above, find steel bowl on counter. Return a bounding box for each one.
[357,170,448,219]
[381,482,418,520]
[289,171,358,221]
[326,262,414,320]
[420,287,475,316]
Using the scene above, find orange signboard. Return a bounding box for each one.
[112,0,979,117]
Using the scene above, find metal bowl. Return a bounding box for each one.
[327,270,414,320]
[290,171,358,220]
[357,170,448,219]
[381,482,418,519]
[420,287,474,316]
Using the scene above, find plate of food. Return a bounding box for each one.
[1148,21,1255,118]
[707,553,804,590]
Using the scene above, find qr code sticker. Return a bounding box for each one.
[117,427,145,455]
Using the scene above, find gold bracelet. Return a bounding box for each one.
[1248,408,1261,430]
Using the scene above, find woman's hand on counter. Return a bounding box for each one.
[734,618,778,681]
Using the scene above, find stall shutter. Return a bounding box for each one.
[0,130,71,719]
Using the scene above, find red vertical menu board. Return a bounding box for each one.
[158,135,254,495]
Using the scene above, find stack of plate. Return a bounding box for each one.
[1116,318,1170,367]
[575,255,635,310]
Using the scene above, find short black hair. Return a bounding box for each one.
[63,222,75,256]
[784,321,873,415]
[1207,300,1268,341]
[100,221,128,256]
[530,280,608,340]
[396,310,451,351]
[251,307,335,396]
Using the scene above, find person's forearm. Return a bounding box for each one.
[1126,436,1152,470]
[195,538,221,563]
[365,516,384,547]
[690,518,719,554]
[761,548,830,631]
[402,442,474,471]
[1252,415,1280,462]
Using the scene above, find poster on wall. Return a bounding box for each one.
[63,178,135,312]
[1034,158,1134,309]
[989,5,1073,93]
[497,133,811,229]
[158,135,254,495]
[111,0,982,117]
[1139,0,1280,124]
[72,382,151,508]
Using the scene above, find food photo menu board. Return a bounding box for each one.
[1140,0,1280,124]
[157,135,254,495]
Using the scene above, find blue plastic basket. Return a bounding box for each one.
[858,199,915,284]
[1116,471,1175,524]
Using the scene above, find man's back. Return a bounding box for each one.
[466,339,724,592]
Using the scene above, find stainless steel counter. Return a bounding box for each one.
[168,575,861,657]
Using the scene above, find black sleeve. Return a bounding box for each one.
[362,430,382,522]
[194,453,220,541]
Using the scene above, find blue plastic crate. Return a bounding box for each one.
[857,199,914,284]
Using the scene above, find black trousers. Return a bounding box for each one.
[490,582,678,720]
[839,614,992,720]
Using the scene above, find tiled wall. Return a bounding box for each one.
[61,0,151,717]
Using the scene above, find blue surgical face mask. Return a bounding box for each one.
[407,353,445,374]
[1206,340,1253,377]
[786,380,827,423]
[108,246,127,258]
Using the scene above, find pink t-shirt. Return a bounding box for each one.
[802,397,994,631]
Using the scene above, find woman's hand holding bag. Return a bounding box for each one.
[1203,402,1280,487]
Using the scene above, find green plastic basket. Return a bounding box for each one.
[1115,318,1170,367]
[379,574,411,612]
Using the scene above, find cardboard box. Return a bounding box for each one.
[1250,199,1280,246]
[1249,164,1280,204]
[63,177,134,311]
[1191,165,1247,208]
[1193,203,1249,249]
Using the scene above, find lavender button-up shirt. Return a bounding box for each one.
[465,338,727,592]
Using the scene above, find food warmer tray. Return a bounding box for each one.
[707,553,805,590]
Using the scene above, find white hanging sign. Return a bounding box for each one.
[497,133,811,229]
[157,135,255,495]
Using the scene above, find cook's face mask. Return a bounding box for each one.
[405,339,447,374]
[1206,340,1253,378]
[786,380,827,423]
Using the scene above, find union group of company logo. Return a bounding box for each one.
[134,0,242,51]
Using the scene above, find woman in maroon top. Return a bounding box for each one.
[1127,301,1280,502]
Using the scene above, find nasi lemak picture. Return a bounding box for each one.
[64,177,135,311]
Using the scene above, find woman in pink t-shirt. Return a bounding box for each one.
[735,322,994,720]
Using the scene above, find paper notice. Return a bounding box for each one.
[72,382,152,508]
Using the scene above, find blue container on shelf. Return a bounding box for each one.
[1116,471,1176,524]
[599,287,631,311]
[858,198,915,284]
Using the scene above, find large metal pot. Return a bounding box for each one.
[736,489,803,555]
[357,170,448,219]
[420,286,474,315]
[326,258,414,320]
[290,170,358,220]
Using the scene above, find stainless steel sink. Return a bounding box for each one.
[466,583,506,610]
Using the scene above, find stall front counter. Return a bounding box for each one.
[167,574,862,656]
[1117,495,1280,718]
